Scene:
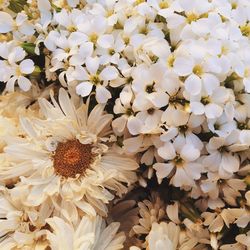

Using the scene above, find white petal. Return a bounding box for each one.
[99,66,118,81]
[76,81,93,97]
[220,153,239,174]
[73,66,89,80]
[19,23,35,36]
[97,34,114,49]
[205,103,223,119]
[185,74,202,96]
[172,168,193,187]
[202,73,220,95]
[5,77,17,92]
[68,32,88,46]
[158,142,176,160]
[174,56,194,76]
[243,78,250,93]
[69,55,85,66]
[120,85,133,105]
[190,102,205,115]
[127,116,143,135]
[148,92,169,108]
[86,57,99,75]
[16,13,27,26]
[180,144,200,162]
[79,42,93,58]
[8,47,25,64]
[239,130,250,145]
[153,163,174,180]
[17,76,32,91]
[95,85,111,104]
[20,59,35,74]
[112,116,127,134]
[0,12,13,33]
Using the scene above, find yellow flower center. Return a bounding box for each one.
[53,140,94,178]
[135,0,145,5]
[186,13,199,24]
[231,2,237,9]
[67,25,77,32]
[193,65,203,77]
[167,54,175,68]
[90,33,98,43]
[240,24,250,37]
[90,75,100,85]
[159,1,169,9]
[244,68,250,78]
[106,9,114,17]
[16,67,22,77]
[173,155,184,168]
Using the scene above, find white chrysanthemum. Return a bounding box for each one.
[146,221,180,250]
[46,215,125,250]
[0,91,39,151]
[0,88,138,217]
[131,193,166,236]
[0,192,50,249]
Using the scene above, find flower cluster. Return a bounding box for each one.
[0,0,249,249]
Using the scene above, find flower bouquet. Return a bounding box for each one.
[0,0,249,249]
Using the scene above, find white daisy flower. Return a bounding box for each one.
[46,215,125,250]
[0,192,51,249]
[0,88,138,217]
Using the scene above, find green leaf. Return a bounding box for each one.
[21,43,36,55]
[9,0,27,13]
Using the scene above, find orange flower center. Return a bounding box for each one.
[53,140,94,178]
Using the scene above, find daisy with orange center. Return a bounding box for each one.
[0,88,138,218]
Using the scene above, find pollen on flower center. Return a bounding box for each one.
[90,75,100,85]
[193,65,203,77]
[53,140,94,178]
[173,155,184,168]
[16,67,22,77]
